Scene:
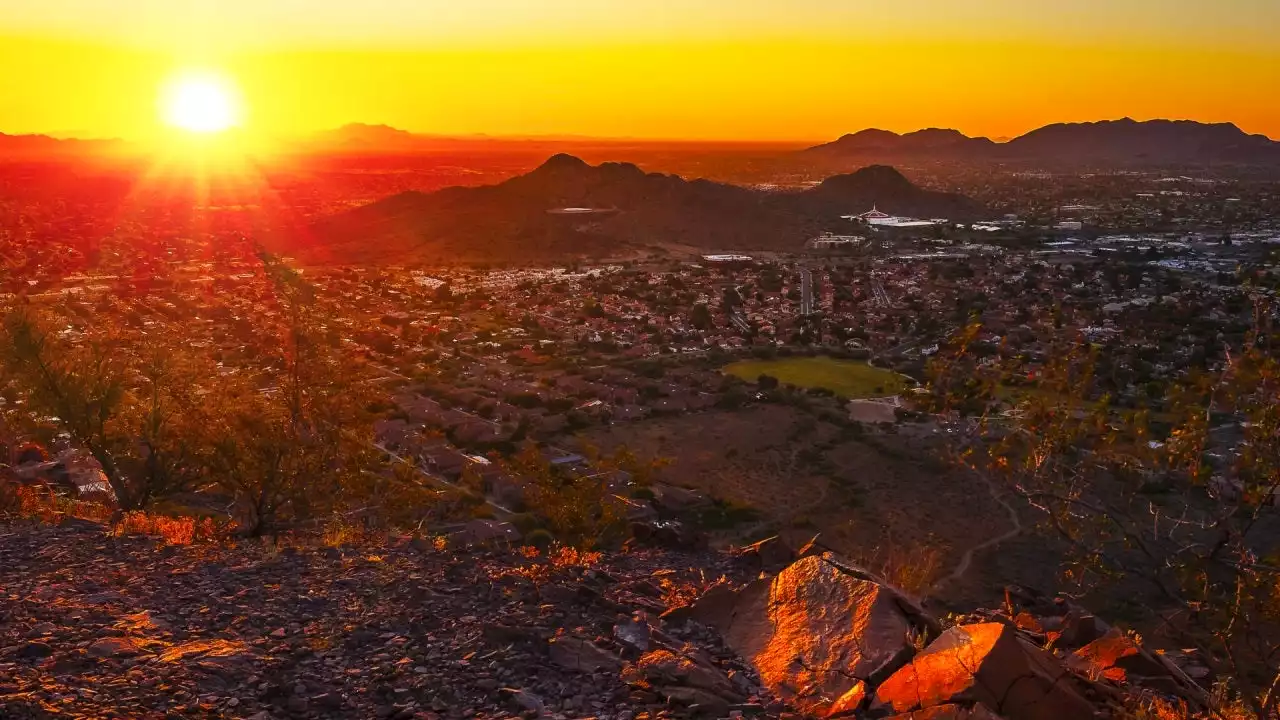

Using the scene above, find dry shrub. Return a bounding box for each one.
[658,571,723,610]
[112,511,224,545]
[322,516,383,548]
[495,544,605,585]
[1121,692,1257,720]
[548,546,602,569]
[505,443,627,549]
[1,483,114,525]
[1120,696,1193,720]
[872,542,946,599]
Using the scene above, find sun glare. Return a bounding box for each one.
[161,73,241,134]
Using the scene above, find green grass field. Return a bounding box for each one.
[723,356,908,398]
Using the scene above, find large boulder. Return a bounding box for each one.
[650,483,710,512]
[871,622,1094,720]
[1053,611,1111,650]
[547,635,623,674]
[661,582,739,626]
[1073,628,1168,683]
[634,648,745,703]
[87,637,143,659]
[671,553,935,717]
[1072,628,1205,704]
[736,536,796,573]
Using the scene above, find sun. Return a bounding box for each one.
[161,72,241,134]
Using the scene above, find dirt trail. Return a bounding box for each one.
[933,472,1022,592]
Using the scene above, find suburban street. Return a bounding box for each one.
[799,267,814,316]
[870,277,891,307]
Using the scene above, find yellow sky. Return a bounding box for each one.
[2,1,1278,141]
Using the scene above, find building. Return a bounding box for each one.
[855,207,893,223]
[807,234,865,249]
[842,206,940,229]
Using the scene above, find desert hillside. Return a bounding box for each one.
[1,519,1213,720]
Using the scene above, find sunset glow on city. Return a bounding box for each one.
[3,3,1280,718]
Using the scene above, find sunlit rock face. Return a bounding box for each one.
[872,622,1095,720]
[685,553,927,716]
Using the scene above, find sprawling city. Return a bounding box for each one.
[3,2,1280,719]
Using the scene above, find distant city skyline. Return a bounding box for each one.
[2,1,1278,142]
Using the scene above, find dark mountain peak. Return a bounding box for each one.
[596,160,648,178]
[309,158,984,264]
[819,164,913,191]
[901,128,990,148]
[522,155,651,188]
[1006,118,1275,163]
[851,163,910,181]
[806,127,993,157]
[1022,117,1251,138]
[904,128,967,140]
[797,164,983,220]
[807,118,1278,166]
[835,128,901,142]
[538,153,591,171]
[819,129,902,152]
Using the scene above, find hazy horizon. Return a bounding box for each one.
[5,116,1279,148]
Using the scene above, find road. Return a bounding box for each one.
[367,362,411,381]
[799,268,814,316]
[870,278,891,307]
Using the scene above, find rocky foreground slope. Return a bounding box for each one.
[0,520,1211,719]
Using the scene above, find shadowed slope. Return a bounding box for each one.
[305,156,982,264]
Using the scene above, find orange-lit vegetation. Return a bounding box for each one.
[493,545,604,585]
[0,484,114,526]
[0,242,665,550]
[870,541,947,599]
[113,510,224,545]
[508,444,618,548]
[0,484,222,545]
[0,249,380,536]
[924,313,1280,718]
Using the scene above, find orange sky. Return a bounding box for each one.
[2,1,1278,142]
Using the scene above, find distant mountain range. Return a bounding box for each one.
[308,119,1280,168]
[0,133,125,158]
[804,118,1280,167]
[305,124,503,153]
[302,155,979,264]
[5,118,1278,169]
[300,124,632,155]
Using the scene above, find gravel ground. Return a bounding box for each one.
[0,519,791,720]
